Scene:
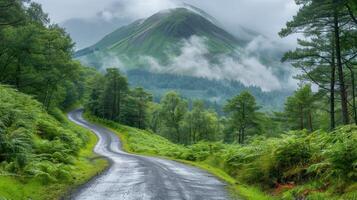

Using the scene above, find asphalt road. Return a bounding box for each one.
[68,110,231,200]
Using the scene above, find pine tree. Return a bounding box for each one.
[224,91,260,144]
[101,68,128,121]
[284,85,316,131]
[280,0,356,124]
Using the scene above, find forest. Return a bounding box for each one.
[0,1,107,199]
[0,0,356,200]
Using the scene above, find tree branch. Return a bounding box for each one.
[346,3,357,25]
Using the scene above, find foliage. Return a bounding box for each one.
[0,85,108,200]
[88,113,357,199]
[280,0,357,127]
[127,69,291,112]
[0,1,93,110]
[224,91,261,143]
[1,85,83,180]
[85,68,154,130]
[283,85,317,131]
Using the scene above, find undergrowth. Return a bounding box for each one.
[85,113,357,200]
[0,85,108,200]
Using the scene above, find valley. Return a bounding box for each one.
[0,1,356,200]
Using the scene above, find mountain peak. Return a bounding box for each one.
[75,7,240,60]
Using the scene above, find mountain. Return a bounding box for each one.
[75,7,247,68]
[75,7,293,110]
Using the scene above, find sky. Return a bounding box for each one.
[34,0,299,43]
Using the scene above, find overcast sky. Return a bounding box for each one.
[34,0,299,43]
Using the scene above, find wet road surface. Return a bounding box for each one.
[68,109,230,200]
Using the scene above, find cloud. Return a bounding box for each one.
[143,36,282,92]
[35,0,300,90]
[106,0,179,20]
[35,0,299,43]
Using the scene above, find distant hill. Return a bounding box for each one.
[75,7,247,68]
[75,6,293,110]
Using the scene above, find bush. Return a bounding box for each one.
[86,113,357,199]
[0,85,89,183]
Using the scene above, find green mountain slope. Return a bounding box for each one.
[76,7,242,68]
[75,7,291,110]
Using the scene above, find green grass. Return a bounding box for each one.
[84,113,276,200]
[83,114,357,200]
[0,121,108,200]
[0,86,108,200]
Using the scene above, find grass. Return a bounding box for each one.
[84,113,276,200]
[0,115,108,200]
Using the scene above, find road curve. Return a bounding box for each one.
[68,109,231,200]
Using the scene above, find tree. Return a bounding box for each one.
[101,68,128,121]
[160,92,187,143]
[121,87,152,129]
[0,0,26,27]
[280,0,356,125]
[147,103,162,133]
[282,34,337,129]
[86,74,106,117]
[345,0,357,25]
[284,85,316,131]
[182,101,221,144]
[224,91,260,144]
[0,2,86,110]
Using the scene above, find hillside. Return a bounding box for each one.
[0,85,107,200]
[76,7,242,68]
[75,7,291,110]
[127,69,291,111]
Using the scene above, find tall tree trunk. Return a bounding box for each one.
[334,8,350,124]
[188,122,192,145]
[15,63,21,89]
[238,129,242,144]
[118,90,121,122]
[175,124,180,143]
[329,43,336,130]
[299,105,304,130]
[308,111,313,132]
[347,65,357,124]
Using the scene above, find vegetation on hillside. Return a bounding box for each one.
[0,1,107,199]
[127,69,290,112]
[0,85,107,199]
[86,114,357,200]
[0,0,98,111]
[76,7,239,67]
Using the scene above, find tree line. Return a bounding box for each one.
[85,68,294,144]
[0,0,95,110]
[1,0,356,145]
[85,0,356,145]
[280,0,357,129]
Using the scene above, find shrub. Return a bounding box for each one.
[0,85,88,182]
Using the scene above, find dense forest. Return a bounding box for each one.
[0,0,356,200]
[0,1,107,199]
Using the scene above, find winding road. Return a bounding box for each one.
[68,110,231,200]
